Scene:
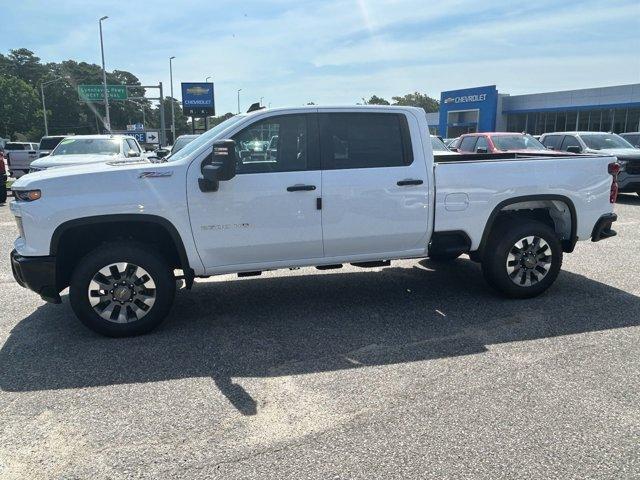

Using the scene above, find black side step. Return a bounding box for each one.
[351,260,391,268]
[238,271,262,277]
[316,264,343,270]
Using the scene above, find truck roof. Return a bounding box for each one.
[247,105,426,115]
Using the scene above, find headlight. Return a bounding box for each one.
[13,189,42,202]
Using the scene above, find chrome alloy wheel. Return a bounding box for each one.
[87,262,156,323]
[506,236,553,287]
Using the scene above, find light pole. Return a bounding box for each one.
[237,89,242,114]
[260,96,263,107]
[40,76,66,136]
[99,16,111,132]
[205,76,212,82]
[169,56,176,143]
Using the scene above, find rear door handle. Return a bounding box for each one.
[397,179,423,186]
[287,184,316,192]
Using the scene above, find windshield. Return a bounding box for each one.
[39,137,64,150]
[430,136,449,151]
[491,134,546,151]
[581,133,633,150]
[171,136,198,154]
[51,138,120,156]
[166,115,246,162]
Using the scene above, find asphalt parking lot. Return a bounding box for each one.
[0,195,639,479]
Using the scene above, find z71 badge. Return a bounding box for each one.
[139,171,173,179]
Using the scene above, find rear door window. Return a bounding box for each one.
[542,135,562,150]
[475,136,489,152]
[560,135,581,151]
[459,136,478,152]
[319,113,412,169]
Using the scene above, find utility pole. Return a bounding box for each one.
[237,89,242,114]
[169,56,176,143]
[40,77,65,136]
[159,82,166,146]
[99,16,111,132]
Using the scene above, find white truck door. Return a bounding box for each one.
[187,113,323,271]
[319,112,430,257]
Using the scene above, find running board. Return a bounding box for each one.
[351,260,390,268]
[238,271,262,277]
[316,264,343,270]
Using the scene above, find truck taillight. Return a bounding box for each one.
[608,162,620,204]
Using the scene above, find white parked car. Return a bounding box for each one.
[28,135,147,172]
[10,106,619,336]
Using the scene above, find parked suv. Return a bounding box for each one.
[619,132,640,148]
[37,135,66,158]
[540,132,640,195]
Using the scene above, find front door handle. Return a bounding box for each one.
[287,184,316,192]
[397,179,423,186]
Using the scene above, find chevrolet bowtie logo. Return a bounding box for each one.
[186,86,209,95]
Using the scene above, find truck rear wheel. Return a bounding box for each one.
[481,219,562,298]
[69,242,175,337]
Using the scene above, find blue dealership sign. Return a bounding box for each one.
[439,85,498,137]
[181,82,215,117]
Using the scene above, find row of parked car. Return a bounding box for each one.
[0,133,203,204]
[440,131,640,196]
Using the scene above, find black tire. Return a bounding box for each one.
[69,241,175,337]
[428,251,461,262]
[0,184,6,204]
[481,219,562,299]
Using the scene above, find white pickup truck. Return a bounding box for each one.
[10,106,619,337]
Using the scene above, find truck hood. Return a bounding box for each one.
[30,153,123,169]
[584,148,640,160]
[12,158,152,188]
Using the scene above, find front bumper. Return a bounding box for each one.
[10,250,61,303]
[591,213,618,242]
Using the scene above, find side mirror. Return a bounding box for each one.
[128,150,141,158]
[476,147,488,154]
[566,146,582,154]
[199,139,237,192]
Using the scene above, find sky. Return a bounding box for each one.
[1,0,639,115]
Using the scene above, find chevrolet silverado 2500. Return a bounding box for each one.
[10,106,619,336]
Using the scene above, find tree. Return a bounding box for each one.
[0,49,47,87]
[362,95,390,105]
[0,75,40,138]
[391,92,439,112]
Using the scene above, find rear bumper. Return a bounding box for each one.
[10,250,61,303]
[591,213,618,242]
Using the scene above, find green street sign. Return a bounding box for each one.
[78,84,128,101]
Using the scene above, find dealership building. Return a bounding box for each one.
[426,83,640,138]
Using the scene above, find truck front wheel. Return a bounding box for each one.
[69,242,176,337]
[481,219,562,298]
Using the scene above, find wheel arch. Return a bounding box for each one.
[477,194,577,256]
[51,214,194,290]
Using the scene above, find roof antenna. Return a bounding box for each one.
[247,102,265,113]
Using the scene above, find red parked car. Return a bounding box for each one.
[0,149,7,203]
[453,132,570,155]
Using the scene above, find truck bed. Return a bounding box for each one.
[433,153,616,250]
